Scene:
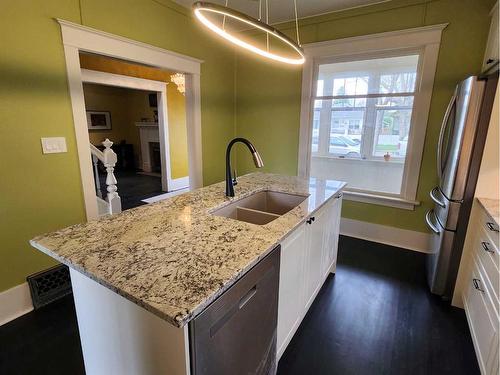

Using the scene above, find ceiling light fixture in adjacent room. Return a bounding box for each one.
[192,1,305,65]
[170,73,186,95]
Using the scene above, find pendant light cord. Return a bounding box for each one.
[293,0,300,46]
[223,0,228,29]
[265,0,269,51]
[258,0,262,21]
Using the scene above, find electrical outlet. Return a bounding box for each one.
[41,137,67,154]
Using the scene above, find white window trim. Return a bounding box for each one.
[298,24,447,210]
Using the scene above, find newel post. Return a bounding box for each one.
[102,139,122,214]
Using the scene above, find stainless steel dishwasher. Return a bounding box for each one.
[189,245,280,375]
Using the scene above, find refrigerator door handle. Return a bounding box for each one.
[429,187,446,208]
[425,210,441,235]
[437,87,458,181]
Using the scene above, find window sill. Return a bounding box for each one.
[311,154,405,164]
[343,190,420,210]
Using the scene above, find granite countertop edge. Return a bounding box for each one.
[476,197,500,226]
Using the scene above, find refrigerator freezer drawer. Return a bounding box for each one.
[425,209,456,297]
[430,186,462,231]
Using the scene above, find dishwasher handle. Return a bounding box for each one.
[239,286,257,309]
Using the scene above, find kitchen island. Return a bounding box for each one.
[30,173,346,374]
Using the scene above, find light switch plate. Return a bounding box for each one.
[41,137,67,154]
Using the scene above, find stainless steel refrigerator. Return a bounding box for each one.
[425,72,498,299]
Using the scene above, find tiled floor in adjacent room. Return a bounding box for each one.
[0,236,479,375]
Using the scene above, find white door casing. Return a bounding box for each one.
[59,19,203,220]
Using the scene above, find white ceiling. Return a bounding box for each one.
[175,0,391,24]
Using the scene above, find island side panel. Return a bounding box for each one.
[70,269,191,375]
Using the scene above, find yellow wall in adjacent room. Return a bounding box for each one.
[83,83,149,170]
[80,54,189,178]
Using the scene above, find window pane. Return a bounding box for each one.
[329,110,363,157]
[317,54,419,95]
[373,96,413,158]
[316,80,324,96]
[332,77,368,96]
[379,72,417,94]
[312,110,320,153]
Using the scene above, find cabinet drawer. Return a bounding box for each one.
[474,226,499,304]
[477,205,499,250]
[487,339,499,375]
[464,259,499,375]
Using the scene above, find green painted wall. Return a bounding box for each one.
[0,0,494,293]
[234,0,494,233]
[0,0,236,292]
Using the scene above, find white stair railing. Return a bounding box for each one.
[90,139,122,216]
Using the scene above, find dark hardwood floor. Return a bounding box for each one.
[0,236,478,375]
[0,294,84,375]
[277,236,479,375]
[98,170,163,210]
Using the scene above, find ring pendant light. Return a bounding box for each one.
[193,1,305,65]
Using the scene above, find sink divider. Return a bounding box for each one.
[235,206,281,225]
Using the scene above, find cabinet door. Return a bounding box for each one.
[277,224,306,358]
[463,259,498,375]
[326,195,342,274]
[321,196,342,276]
[304,205,328,309]
[486,338,498,375]
[482,2,499,72]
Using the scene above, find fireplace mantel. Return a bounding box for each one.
[136,122,160,173]
[135,121,158,128]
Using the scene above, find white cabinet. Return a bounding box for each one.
[304,204,329,308]
[277,193,343,359]
[277,225,307,356]
[323,195,342,275]
[463,259,499,375]
[455,200,500,375]
[482,1,499,73]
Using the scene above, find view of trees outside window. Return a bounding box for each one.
[311,55,419,161]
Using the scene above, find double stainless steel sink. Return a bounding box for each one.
[212,191,308,225]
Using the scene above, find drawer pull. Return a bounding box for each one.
[486,222,499,232]
[473,278,484,292]
[481,241,494,253]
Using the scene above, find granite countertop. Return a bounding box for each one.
[30,173,346,328]
[477,197,500,226]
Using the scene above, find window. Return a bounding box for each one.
[313,55,417,161]
[311,54,419,195]
[299,25,444,209]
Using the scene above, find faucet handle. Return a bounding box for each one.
[232,169,238,186]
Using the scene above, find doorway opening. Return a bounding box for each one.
[60,19,203,220]
[80,53,190,212]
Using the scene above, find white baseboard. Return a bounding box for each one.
[340,218,431,253]
[0,283,34,326]
[169,176,189,191]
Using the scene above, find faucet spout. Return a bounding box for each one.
[225,138,264,197]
